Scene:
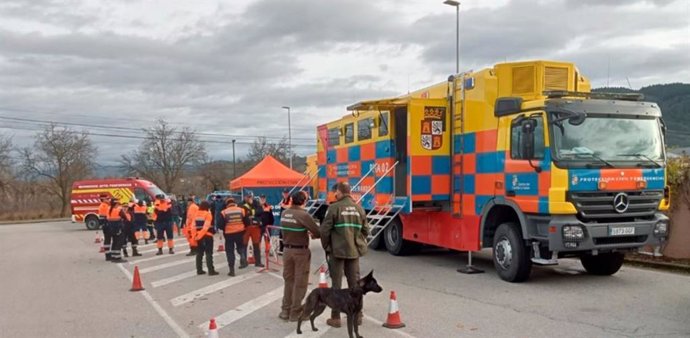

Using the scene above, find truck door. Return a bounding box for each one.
[394,107,407,197]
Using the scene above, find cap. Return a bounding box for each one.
[282,188,290,193]
[259,194,266,198]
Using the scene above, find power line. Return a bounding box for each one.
[0,111,317,142]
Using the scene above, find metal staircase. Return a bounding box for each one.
[305,198,326,218]
[365,196,407,245]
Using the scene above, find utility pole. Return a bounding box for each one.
[282,106,292,169]
[232,139,236,179]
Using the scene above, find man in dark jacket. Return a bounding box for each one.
[320,182,369,328]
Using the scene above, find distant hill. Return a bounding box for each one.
[594,83,690,147]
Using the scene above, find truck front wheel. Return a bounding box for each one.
[85,215,100,230]
[492,223,532,283]
[580,253,624,276]
[385,218,417,256]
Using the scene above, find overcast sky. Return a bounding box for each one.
[1,0,688,165]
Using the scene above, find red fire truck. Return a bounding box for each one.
[70,178,165,230]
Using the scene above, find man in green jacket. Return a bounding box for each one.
[320,182,369,328]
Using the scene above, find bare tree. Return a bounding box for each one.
[20,124,96,216]
[0,135,13,192]
[246,136,289,164]
[121,119,206,193]
[197,157,232,192]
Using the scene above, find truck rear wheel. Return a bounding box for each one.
[385,218,416,256]
[580,253,624,276]
[85,215,100,230]
[492,222,532,283]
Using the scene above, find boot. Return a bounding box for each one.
[132,248,142,257]
[279,309,289,321]
[122,248,129,258]
[197,270,206,275]
[186,248,196,256]
[105,253,112,261]
[227,267,235,277]
[169,248,174,255]
[208,270,219,276]
[326,318,341,328]
[254,247,264,267]
[156,248,163,256]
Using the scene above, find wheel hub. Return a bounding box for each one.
[495,238,513,270]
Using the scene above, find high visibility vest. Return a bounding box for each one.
[134,205,147,214]
[107,206,123,221]
[98,202,110,218]
[263,204,272,213]
[185,203,199,228]
[194,210,214,238]
[221,205,245,234]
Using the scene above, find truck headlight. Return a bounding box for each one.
[563,225,585,241]
[653,221,668,236]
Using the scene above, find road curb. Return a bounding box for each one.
[0,218,70,226]
[624,256,690,274]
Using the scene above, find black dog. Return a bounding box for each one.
[297,270,383,338]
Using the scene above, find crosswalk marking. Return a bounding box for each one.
[197,287,284,330]
[284,315,331,338]
[129,249,190,264]
[139,242,189,254]
[171,272,263,307]
[151,270,200,288]
[139,252,221,274]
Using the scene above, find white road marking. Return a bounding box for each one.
[117,264,190,338]
[151,270,199,288]
[284,315,330,338]
[139,252,221,274]
[197,287,284,330]
[170,272,262,307]
[139,242,189,254]
[363,314,417,338]
[129,249,190,264]
[137,237,187,249]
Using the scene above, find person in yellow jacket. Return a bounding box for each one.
[184,196,199,256]
[191,201,219,276]
[220,198,250,276]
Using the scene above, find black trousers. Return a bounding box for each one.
[123,221,138,248]
[224,232,246,268]
[102,222,113,259]
[196,236,215,273]
[108,221,125,260]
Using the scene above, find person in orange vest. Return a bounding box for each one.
[220,198,250,276]
[192,201,219,275]
[106,199,128,263]
[121,201,140,257]
[184,196,199,256]
[154,194,175,255]
[133,200,149,247]
[242,193,264,268]
[98,195,112,261]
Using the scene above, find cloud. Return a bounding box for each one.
[0,0,687,164]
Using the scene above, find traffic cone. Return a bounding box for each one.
[318,265,329,288]
[94,231,102,244]
[382,291,405,329]
[99,245,105,253]
[207,318,219,338]
[247,242,255,264]
[130,266,145,292]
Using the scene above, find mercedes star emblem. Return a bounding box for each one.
[613,193,629,213]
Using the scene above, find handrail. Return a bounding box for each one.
[298,167,321,192]
[351,164,378,193]
[287,168,316,196]
[356,161,398,204]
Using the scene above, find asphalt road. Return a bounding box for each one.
[1,221,689,338]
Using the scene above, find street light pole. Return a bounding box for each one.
[443,0,460,74]
[232,139,236,179]
[282,106,292,169]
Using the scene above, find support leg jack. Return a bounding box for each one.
[457,251,484,274]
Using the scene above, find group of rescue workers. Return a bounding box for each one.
[97,181,369,329]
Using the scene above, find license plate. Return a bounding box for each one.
[609,227,635,236]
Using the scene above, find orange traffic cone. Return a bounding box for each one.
[217,237,225,252]
[318,265,329,288]
[207,318,219,338]
[130,266,145,292]
[99,245,105,253]
[382,291,405,329]
[94,232,102,244]
[247,242,255,264]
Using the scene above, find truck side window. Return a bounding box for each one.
[511,117,545,159]
[379,112,389,137]
[134,188,147,201]
[358,118,372,141]
[344,123,354,144]
[328,127,340,147]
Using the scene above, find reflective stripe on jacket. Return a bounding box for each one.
[107,206,124,222]
[221,205,247,234]
[192,210,214,240]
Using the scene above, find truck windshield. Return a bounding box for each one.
[551,113,664,167]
